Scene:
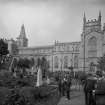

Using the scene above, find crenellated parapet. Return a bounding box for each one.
[83,12,102,34]
[86,19,100,26]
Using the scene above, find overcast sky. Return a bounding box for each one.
[0,0,105,46]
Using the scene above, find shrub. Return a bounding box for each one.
[75,71,87,81]
[19,87,37,104]
[96,70,102,77]
[0,87,11,104]
[38,85,56,97]
[0,85,58,105]
[0,71,36,88]
[19,85,57,104]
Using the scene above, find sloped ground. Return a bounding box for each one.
[0,85,61,105]
[57,88,85,105]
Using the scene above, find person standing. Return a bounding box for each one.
[84,75,97,105]
[58,77,62,96]
[61,76,67,96]
[66,75,72,100]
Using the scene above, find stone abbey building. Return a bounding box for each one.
[7,12,105,72]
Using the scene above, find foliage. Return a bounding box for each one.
[36,57,50,79]
[1,85,58,105]
[16,58,33,76]
[0,39,9,56]
[36,57,42,68]
[0,71,59,105]
[35,89,60,105]
[2,88,27,105]
[38,85,56,97]
[0,70,13,87]
[10,57,35,77]
[19,85,57,104]
[0,70,36,88]
[0,87,11,105]
[0,39,9,67]
[17,58,31,69]
[97,54,105,71]
[41,57,49,78]
[75,71,87,81]
[30,57,35,67]
[96,70,102,77]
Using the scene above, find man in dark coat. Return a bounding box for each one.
[62,77,67,96]
[65,75,72,100]
[84,75,97,105]
[58,78,62,96]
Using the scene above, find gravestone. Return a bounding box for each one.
[36,67,43,87]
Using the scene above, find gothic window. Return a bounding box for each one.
[67,46,69,51]
[64,56,68,68]
[74,55,78,68]
[75,46,78,51]
[88,36,97,57]
[54,56,59,68]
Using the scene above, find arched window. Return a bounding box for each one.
[74,55,78,68]
[88,36,97,57]
[54,56,59,68]
[64,56,68,68]
[75,46,79,51]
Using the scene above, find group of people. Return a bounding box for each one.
[58,73,72,100]
[56,70,105,105]
[83,72,105,105]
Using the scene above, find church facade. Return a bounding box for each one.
[7,12,105,72]
[79,12,105,72]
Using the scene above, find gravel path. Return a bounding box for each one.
[57,89,85,105]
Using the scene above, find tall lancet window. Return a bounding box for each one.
[64,56,68,68]
[74,55,78,68]
[88,36,97,57]
[54,56,59,68]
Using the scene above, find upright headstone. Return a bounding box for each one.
[36,67,43,87]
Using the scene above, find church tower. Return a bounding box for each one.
[16,24,28,47]
[82,11,101,33]
[79,12,103,72]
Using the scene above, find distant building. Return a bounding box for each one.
[16,24,28,48]
[18,41,80,72]
[7,12,105,72]
[79,11,105,73]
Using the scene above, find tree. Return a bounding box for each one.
[36,57,49,79]
[17,58,32,76]
[0,39,9,66]
[41,57,49,78]
[36,58,41,68]
[97,54,105,71]
[30,57,35,67]
[0,39,9,56]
